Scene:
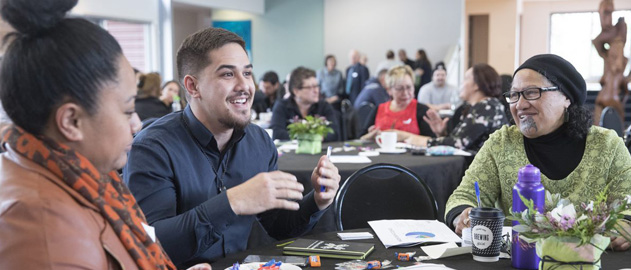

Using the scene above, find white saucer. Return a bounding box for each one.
[224,262,301,270]
[377,148,406,154]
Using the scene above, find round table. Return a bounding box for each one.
[277,141,467,231]
[214,228,631,269]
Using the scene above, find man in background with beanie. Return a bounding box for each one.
[445,54,631,251]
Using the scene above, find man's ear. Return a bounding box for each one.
[54,103,85,142]
[184,75,201,99]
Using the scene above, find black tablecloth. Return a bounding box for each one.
[215,229,631,269]
[277,142,466,231]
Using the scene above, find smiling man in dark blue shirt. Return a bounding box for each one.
[123,28,341,269]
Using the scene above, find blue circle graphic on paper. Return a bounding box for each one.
[405,231,435,238]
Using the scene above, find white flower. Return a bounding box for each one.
[550,203,576,223]
[625,194,631,204]
[585,201,594,211]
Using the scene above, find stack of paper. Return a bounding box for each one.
[337,232,374,240]
[368,219,462,248]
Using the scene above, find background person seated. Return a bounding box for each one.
[405,63,508,152]
[360,65,435,141]
[271,66,340,142]
[445,54,631,251]
[353,68,390,109]
[161,80,186,112]
[135,72,171,121]
[253,71,286,115]
[417,63,460,111]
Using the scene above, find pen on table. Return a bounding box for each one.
[321,146,332,192]
[474,181,481,208]
[275,240,294,247]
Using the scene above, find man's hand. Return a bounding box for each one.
[454,207,473,236]
[311,155,341,210]
[423,110,448,136]
[186,263,211,270]
[226,171,304,215]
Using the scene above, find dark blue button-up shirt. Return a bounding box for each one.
[123,106,325,268]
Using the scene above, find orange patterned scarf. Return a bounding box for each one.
[2,126,176,270]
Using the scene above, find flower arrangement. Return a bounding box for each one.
[509,189,631,269]
[509,188,631,246]
[287,115,334,139]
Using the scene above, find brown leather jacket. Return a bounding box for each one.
[0,146,139,270]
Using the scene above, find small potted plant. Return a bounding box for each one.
[287,115,334,155]
[509,188,631,270]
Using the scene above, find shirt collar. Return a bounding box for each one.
[183,105,247,151]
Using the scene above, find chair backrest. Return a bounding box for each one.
[333,163,439,231]
[355,102,376,136]
[600,106,623,137]
[340,99,354,140]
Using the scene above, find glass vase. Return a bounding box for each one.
[295,134,323,155]
[536,234,610,270]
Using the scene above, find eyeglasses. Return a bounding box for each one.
[299,84,320,90]
[504,86,559,104]
[393,85,414,92]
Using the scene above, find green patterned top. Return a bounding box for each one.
[445,125,631,220]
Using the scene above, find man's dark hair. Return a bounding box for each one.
[0,0,123,135]
[288,66,316,98]
[386,50,394,59]
[260,71,279,85]
[471,63,502,98]
[176,27,246,83]
[324,55,335,66]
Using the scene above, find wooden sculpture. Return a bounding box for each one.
[592,0,630,124]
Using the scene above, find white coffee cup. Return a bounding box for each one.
[375,131,397,151]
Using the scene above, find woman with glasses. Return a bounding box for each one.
[445,54,631,251]
[360,65,435,141]
[404,63,508,151]
[271,66,340,142]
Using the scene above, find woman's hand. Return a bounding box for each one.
[610,220,631,251]
[386,129,414,142]
[423,110,448,136]
[454,207,473,236]
[360,125,379,141]
[404,135,429,147]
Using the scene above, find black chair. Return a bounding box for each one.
[355,102,376,137]
[340,99,355,141]
[600,106,623,137]
[333,163,439,231]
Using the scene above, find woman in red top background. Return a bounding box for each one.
[360,65,435,141]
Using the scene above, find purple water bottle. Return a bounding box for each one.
[512,164,545,269]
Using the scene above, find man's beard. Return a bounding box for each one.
[219,109,251,130]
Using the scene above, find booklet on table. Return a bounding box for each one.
[368,219,462,248]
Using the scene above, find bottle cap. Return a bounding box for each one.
[518,164,541,183]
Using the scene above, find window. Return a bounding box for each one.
[550,10,631,84]
[83,18,152,72]
[101,20,151,72]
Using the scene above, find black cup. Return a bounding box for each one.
[469,207,505,262]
